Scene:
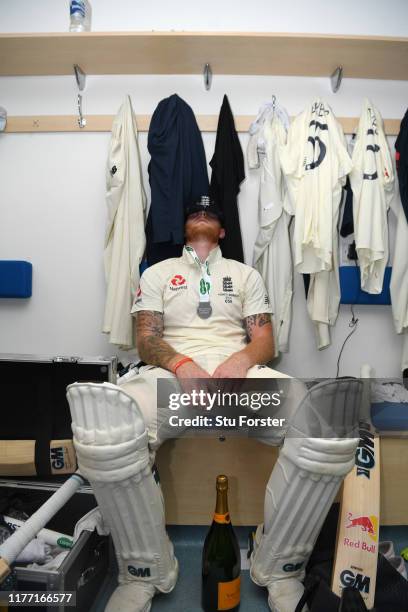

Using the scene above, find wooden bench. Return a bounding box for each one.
[156,436,408,526]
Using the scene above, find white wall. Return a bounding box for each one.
[1,1,408,377]
[1,0,408,35]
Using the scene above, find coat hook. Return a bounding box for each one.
[74,64,86,91]
[74,64,87,128]
[203,63,212,91]
[331,66,343,93]
[77,94,86,129]
[0,106,7,132]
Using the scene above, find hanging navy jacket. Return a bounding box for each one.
[210,95,245,263]
[146,94,209,265]
[340,177,354,237]
[396,108,408,224]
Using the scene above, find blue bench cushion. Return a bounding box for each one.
[340,266,391,305]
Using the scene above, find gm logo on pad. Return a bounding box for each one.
[128,566,151,578]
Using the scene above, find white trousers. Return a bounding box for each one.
[120,354,294,452]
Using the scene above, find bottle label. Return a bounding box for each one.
[218,576,241,610]
[70,1,86,17]
[213,512,231,524]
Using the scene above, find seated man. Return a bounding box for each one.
[124,197,286,453]
[67,199,361,612]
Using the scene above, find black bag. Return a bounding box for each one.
[294,504,408,612]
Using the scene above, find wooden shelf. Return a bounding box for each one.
[4,114,402,135]
[1,31,408,79]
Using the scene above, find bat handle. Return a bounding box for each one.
[0,472,85,582]
[360,363,375,429]
[0,557,10,583]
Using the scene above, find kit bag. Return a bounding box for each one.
[294,504,408,612]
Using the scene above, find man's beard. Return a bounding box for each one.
[185,223,220,243]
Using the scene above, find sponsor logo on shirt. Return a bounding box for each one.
[169,274,187,291]
[264,294,270,305]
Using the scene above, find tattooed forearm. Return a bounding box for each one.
[136,311,178,369]
[137,310,164,338]
[244,313,272,340]
[138,335,179,368]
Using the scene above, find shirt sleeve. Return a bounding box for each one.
[130,266,164,315]
[242,268,273,318]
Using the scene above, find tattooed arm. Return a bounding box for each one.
[136,310,178,370]
[242,312,275,363]
[136,310,210,377]
[212,313,275,378]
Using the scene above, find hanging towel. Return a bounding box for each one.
[279,99,352,349]
[210,95,245,262]
[249,103,293,355]
[103,96,147,349]
[146,94,209,265]
[349,99,394,294]
[395,107,408,224]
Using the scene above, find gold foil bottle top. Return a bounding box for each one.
[214,475,230,522]
[216,474,228,492]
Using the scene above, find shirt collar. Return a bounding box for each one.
[182,245,222,266]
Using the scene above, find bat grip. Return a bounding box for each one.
[0,472,85,580]
[360,363,374,428]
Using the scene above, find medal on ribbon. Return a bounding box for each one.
[186,246,213,319]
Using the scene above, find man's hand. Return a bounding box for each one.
[212,352,251,379]
[172,359,212,404]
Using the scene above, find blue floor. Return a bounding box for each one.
[94,525,408,612]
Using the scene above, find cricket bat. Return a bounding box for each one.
[0,439,77,476]
[332,365,380,610]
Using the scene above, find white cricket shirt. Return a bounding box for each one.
[131,246,272,358]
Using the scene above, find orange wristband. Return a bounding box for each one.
[173,357,193,374]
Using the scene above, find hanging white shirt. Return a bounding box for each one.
[103,96,147,349]
[249,104,293,355]
[350,99,394,294]
[279,99,352,349]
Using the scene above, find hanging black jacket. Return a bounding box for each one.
[146,94,209,265]
[339,177,354,237]
[210,95,245,262]
[395,107,408,224]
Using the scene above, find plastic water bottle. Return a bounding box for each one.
[69,0,92,32]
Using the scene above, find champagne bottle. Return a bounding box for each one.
[202,475,241,611]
